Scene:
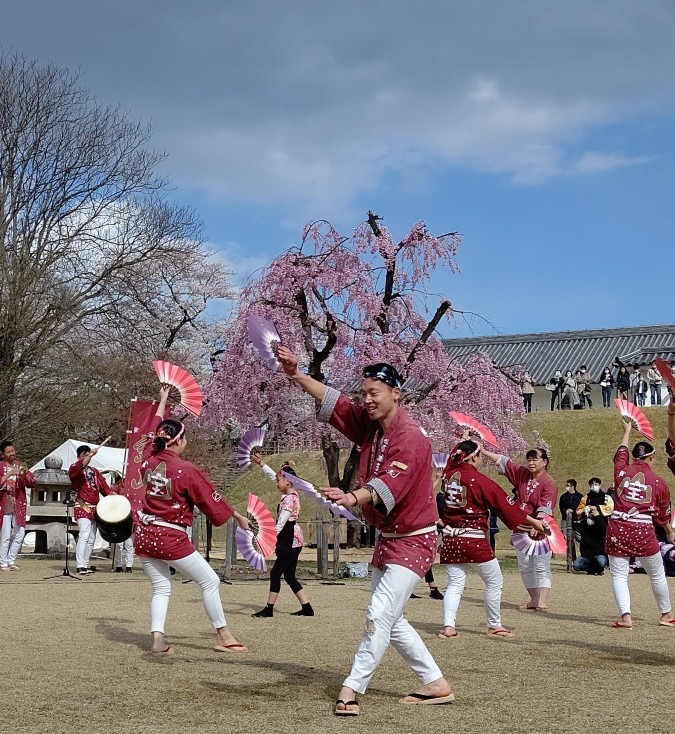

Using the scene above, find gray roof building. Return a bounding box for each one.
[443,324,675,384]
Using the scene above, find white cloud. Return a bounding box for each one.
[2,0,674,211]
[574,151,658,174]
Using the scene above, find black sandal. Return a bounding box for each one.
[334,699,360,716]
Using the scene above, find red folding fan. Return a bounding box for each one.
[655,358,675,393]
[153,360,203,417]
[541,516,567,554]
[614,399,653,440]
[448,411,500,449]
[247,493,276,557]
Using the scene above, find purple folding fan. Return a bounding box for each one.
[247,315,282,370]
[432,453,449,469]
[511,531,551,556]
[235,528,267,572]
[236,427,268,469]
[281,471,360,523]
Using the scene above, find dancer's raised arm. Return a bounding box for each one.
[277,346,328,401]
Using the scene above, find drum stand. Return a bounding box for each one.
[44,495,81,581]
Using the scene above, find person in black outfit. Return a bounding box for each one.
[559,479,582,536]
[251,457,314,618]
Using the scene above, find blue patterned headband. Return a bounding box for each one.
[362,363,403,389]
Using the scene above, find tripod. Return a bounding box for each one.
[44,496,81,580]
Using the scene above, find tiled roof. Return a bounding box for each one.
[443,324,675,384]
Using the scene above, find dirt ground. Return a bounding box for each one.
[1,555,674,734]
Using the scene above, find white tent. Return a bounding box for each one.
[29,439,126,475]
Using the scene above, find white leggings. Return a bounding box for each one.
[608,554,672,616]
[443,559,504,629]
[76,518,97,569]
[0,514,25,566]
[140,552,226,634]
[515,549,552,589]
[343,564,443,695]
[114,535,135,568]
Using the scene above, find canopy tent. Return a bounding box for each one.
[30,440,126,477]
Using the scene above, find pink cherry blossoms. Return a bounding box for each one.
[203,217,528,464]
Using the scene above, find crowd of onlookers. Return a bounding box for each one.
[558,477,675,578]
[518,360,675,412]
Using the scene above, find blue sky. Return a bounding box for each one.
[2,1,674,337]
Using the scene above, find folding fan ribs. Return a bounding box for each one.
[247,315,282,370]
[281,471,360,522]
[614,399,654,440]
[448,411,500,449]
[511,531,551,557]
[541,516,566,554]
[235,528,267,572]
[235,427,268,469]
[246,493,276,557]
[655,358,675,393]
[152,360,203,417]
[432,453,449,470]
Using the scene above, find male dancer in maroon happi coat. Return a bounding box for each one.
[277,345,453,717]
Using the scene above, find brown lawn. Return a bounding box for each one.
[1,555,674,734]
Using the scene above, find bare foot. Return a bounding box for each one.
[399,677,454,704]
[437,626,458,638]
[612,613,633,629]
[658,613,675,627]
[335,686,359,715]
[488,627,514,638]
[214,627,248,652]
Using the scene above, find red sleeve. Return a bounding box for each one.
[318,388,371,446]
[189,467,235,527]
[503,459,530,489]
[20,471,36,489]
[68,459,85,484]
[653,479,672,527]
[481,475,529,530]
[613,446,630,487]
[536,476,558,517]
[97,471,112,497]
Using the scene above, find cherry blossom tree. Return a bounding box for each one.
[204,215,527,491]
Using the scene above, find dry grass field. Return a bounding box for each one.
[2,555,675,734]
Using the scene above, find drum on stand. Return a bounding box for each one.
[96,495,133,543]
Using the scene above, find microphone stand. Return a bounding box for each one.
[45,492,81,580]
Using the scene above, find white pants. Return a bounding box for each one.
[76,518,97,569]
[114,535,135,568]
[609,554,672,616]
[516,549,552,589]
[0,514,25,567]
[140,551,226,634]
[443,559,504,629]
[343,564,443,695]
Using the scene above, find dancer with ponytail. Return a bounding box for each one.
[135,387,252,655]
[481,446,558,611]
[606,420,675,629]
[438,438,547,639]
[250,454,314,618]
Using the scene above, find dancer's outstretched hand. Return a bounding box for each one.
[277,345,299,377]
[322,487,352,507]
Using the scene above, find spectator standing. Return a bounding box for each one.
[577,366,593,409]
[559,480,582,538]
[647,361,662,405]
[562,371,579,410]
[521,371,535,413]
[600,368,614,408]
[629,365,640,405]
[636,370,648,407]
[546,370,564,411]
[616,365,630,401]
